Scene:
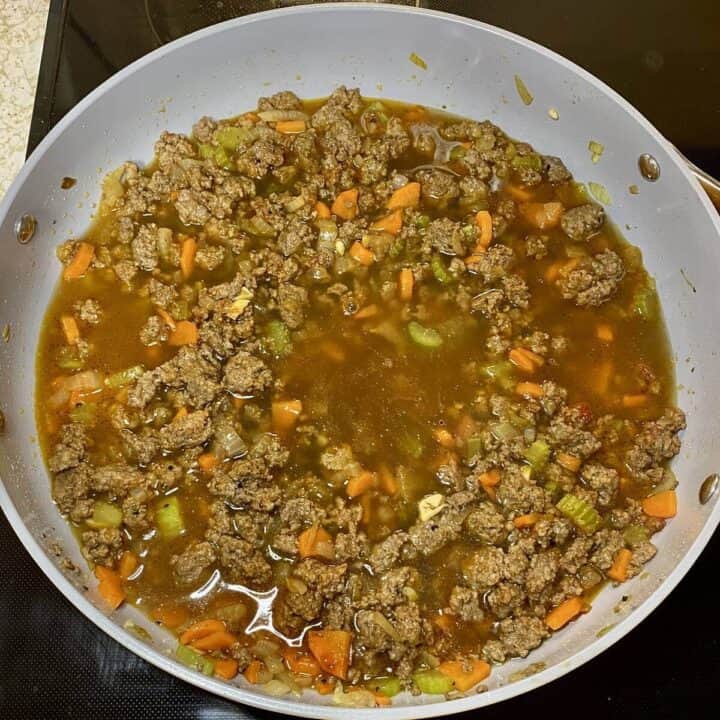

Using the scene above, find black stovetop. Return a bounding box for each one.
[3,1,719,718]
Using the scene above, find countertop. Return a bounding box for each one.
[0,0,49,199]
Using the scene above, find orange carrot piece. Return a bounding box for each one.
[608,548,633,582]
[506,184,535,202]
[378,464,398,496]
[556,452,582,473]
[478,469,501,489]
[282,646,321,676]
[544,261,562,283]
[152,605,189,629]
[387,181,420,210]
[519,201,564,229]
[515,381,544,398]
[545,596,585,630]
[214,658,239,680]
[307,629,352,680]
[241,111,260,123]
[622,393,649,408]
[60,315,80,345]
[475,210,493,248]
[594,359,613,395]
[433,613,455,632]
[173,406,188,422]
[64,242,95,280]
[191,630,237,652]
[398,268,414,301]
[360,493,372,525]
[180,236,197,279]
[314,677,336,695]
[332,188,359,220]
[156,307,177,331]
[168,320,198,346]
[198,452,219,473]
[94,565,125,610]
[243,660,267,684]
[432,427,455,449]
[370,209,403,235]
[272,399,303,433]
[354,304,379,319]
[509,348,536,373]
[438,659,491,692]
[596,323,614,342]
[456,414,476,441]
[641,489,677,518]
[298,524,335,560]
[118,550,139,580]
[315,201,331,219]
[319,339,346,363]
[464,250,487,267]
[349,241,375,266]
[180,619,226,645]
[513,513,540,529]
[275,119,306,134]
[373,692,392,707]
[346,470,376,498]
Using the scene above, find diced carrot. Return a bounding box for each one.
[314,677,336,695]
[374,692,392,707]
[168,320,198,346]
[319,339,346,363]
[509,347,539,373]
[478,469,501,489]
[298,524,335,560]
[464,251,487,269]
[346,470,376,498]
[398,267,414,301]
[519,201,564,229]
[556,452,581,473]
[156,307,177,331]
[94,565,125,610]
[360,493,372,525]
[378,464,398,496]
[275,119,306,134]
[272,399,303,433]
[545,596,585,630]
[608,548,633,582]
[180,235,197,279]
[387,181,420,209]
[60,315,80,345]
[173,406,188,422]
[307,629,352,680]
[506,184,534,201]
[332,188,359,220]
[63,242,95,280]
[544,261,562,283]
[214,658,239,680]
[432,427,455,449]
[180,619,226,645]
[152,605,189,629]
[242,111,260,123]
[244,660,267,684]
[432,613,455,632]
[438,659,491,692]
[622,393,649,408]
[475,210,493,248]
[515,381,544,398]
[349,242,375,266]
[456,414,476,441]
[403,106,428,123]
[191,630,237,652]
[354,304,379,319]
[198,452,219,473]
[641,489,677,518]
[594,359,613,395]
[371,208,403,235]
[232,396,246,410]
[513,513,540,529]
[315,201,331,219]
[118,551,139,580]
[596,323,614,342]
[282,646,321,676]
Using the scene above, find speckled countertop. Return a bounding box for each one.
[0,1,49,200]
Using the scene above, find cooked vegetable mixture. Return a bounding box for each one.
[38,88,685,704]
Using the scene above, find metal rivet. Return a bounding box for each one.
[699,473,719,505]
[14,213,37,244]
[638,154,661,182]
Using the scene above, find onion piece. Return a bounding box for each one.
[256,110,308,122]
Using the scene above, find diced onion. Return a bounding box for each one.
[263,679,292,696]
[332,685,376,707]
[256,110,308,122]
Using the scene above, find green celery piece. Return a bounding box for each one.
[407,321,443,349]
[556,493,602,533]
[87,500,123,529]
[369,676,402,698]
[105,364,144,389]
[415,214,430,229]
[155,496,185,540]
[511,154,542,171]
[175,644,215,676]
[631,280,657,320]
[524,440,550,471]
[69,403,97,425]
[482,361,515,389]
[623,524,649,548]
[397,429,423,460]
[198,142,231,170]
[214,126,247,151]
[466,436,483,462]
[544,479,561,499]
[413,669,454,695]
[265,320,292,358]
[430,255,453,284]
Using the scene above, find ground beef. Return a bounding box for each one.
[139,315,168,346]
[195,244,225,271]
[525,234,548,259]
[548,405,601,458]
[581,463,619,508]
[131,224,159,271]
[277,283,309,329]
[73,298,102,324]
[467,244,515,281]
[416,169,459,207]
[159,410,212,451]
[543,155,572,184]
[525,550,559,596]
[216,534,271,587]
[423,217,467,256]
[464,502,508,545]
[155,346,222,407]
[223,350,272,396]
[463,546,505,590]
[558,249,625,307]
[483,615,549,664]
[561,203,605,242]
[496,467,548,516]
[486,582,525,620]
[625,408,686,473]
[369,531,409,574]
[407,493,472,556]
[258,90,302,112]
[53,466,92,521]
[172,541,216,585]
[81,527,123,567]
[48,423,87,473]
[147,278,178,308]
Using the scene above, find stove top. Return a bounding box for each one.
[5,1,720,718]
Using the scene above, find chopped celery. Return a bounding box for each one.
[105,364,144,389]
[623,524,649,548]
[397,429,423,459]
[415,214,430,229]
[87,500,123,529]
[175,644,215,676]
[631,280,657,320]
[155,495,185,540]
[482,361,515,390]
[69,403,97,425]
[198,143,231,169]
[407,321,443,349]
[466,436,483,462]
[240,215,276,237]
[57,345,84,370]
[388,236,405,259]
[489,422,520,442]
[544,479,562,500]
[265,320,292,358]
[430,255,453,285]
[450,145,467,161]
[369,676,402,698]
[524,440,550,471]
[365,100,389,123]
[413,669,454,695]
[214,125,250,151]
[556,493,602,534]
[511,154,542,171]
